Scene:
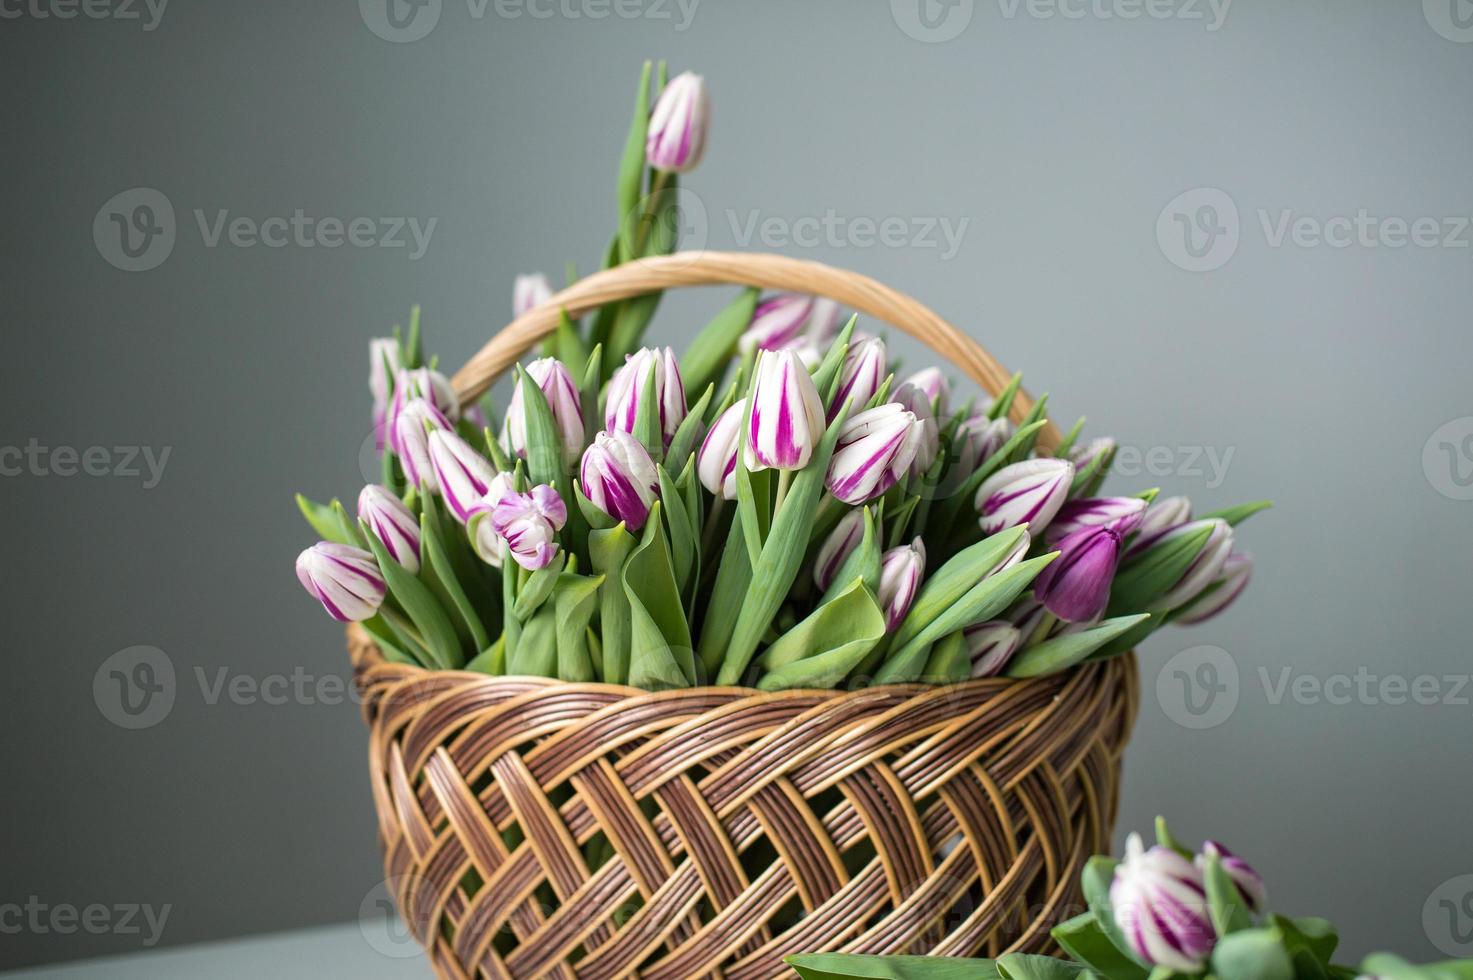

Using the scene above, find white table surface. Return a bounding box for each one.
[2,922,429,979]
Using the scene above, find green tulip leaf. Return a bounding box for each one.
[1109,521,1214,615]
[1197,500,1273,527]
[1203,852,1254,937]
[757,578,886,691]
[512,552,567,622]
[1211,926,1293,980]
[680,288,760,399]
[696,507,753,677]
[667,382,715,473]
[1052,912,1150,980]
[360,519,462,670]
[588,524,635,685]
[787,953,1001,979]
[506,606,557,678]
[624,503,696,689]
[554,573,603,683]
[615,61,652,237]
[1004,614,1151,678]
[296,493,349,544]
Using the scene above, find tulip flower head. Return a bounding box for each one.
[1155,518,1234,611]
[1047,496,1148,544]
[1197,840,1267,915]
[900,367,950,417]
[892,380,940,474]
[513,273,553,317]
[830,336,888,421]
[964,621,1021,677]
[392,397,452,492]
[825,403,925,504]
[974,458,1074,536]
[697,398,745,500]
[1032,523,1125,623]
[740,293,816,354]
[1175,552,1253,625]
[1069,436,1117,472]
[580,430,661,530]
[388,367,459,454]
[745,348,826,472]
[956,414,1013,471]
[428,429,501,524]
[504,357,586,466]
[1131,495,1192,554]
[878,538,926,630]
[491,485,568,571]
[606,347,686,449]
[645,71,708,174]
[295,542,386,622]
[357,484,421,573]
[1110,832,1215,973]
[369,338,401,450]
[813,508,866,592]
[465,473,516,567]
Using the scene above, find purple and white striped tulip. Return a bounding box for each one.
[1069,436,1117,468]
[1175,552,1253,625]
[1154,518,1234,611]
[428,429,500,524]
[825,403,925,504]
[490,485,567,570]
[805,298,844,347]
[388,367,459,456]
[504,357,585,465]
[956,414,1014,470]
[1110,832,1215,974]
[878,538,926,630]
[745,348,826,472]
[580,430,661,530]
[1197,840,1267,915]
[513,273,553,317]
[1130,495,1192,554]
[357,484,421,573]
[1009,597,1056,647]
[606,347,686,449]
[1047,496,1148,544]
[964,621,1022,678]
[1032,523,1125,623]
[645,71,708,174]
[295,542,386,622]
[697,398,745,500]
[813,508,866,591]
[392,397,452,492]
[974,458,1074,536]
[369,338,401,450]
[465,473,517,568]
[740,293,816,354]
[900,367,950,417]
[892,380,940,474]
[830,336,888,421]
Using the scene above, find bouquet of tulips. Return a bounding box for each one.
[293,63,1268,691]
[788,819,1473,980]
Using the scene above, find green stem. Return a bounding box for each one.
[772,469,793,516]
[634,169,671,256]
[1027,611,1058,648]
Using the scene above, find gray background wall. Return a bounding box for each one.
[2,0,1471,971]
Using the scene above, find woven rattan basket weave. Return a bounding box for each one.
[348,252,1140,979]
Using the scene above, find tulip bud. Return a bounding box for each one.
[740,294,812,353]
[491,485,568,571]
[1197,840,1267,915]
[813,508,866,591]
[392,397,451,492]
[503,357,586,466]
[804,298,844,347]
[830,336,888,421]
[645,71,708,174]
[606,347,687,449]
[357,484,421,573]
[295,542,386,622]
[428,429,500,524]
[513,273,553,317]
[1069,436,1117,472]
[1155,518,1234,611]
[745,348,826,472]
[697,398,745,500]
[974,458,1074,536]
[388,368,459,456]
[1110,833,1215,973]
[1047,496,1148,544]
[1032,524,1125,623]
[466,473,516,567]
[964,621,1021,678]
[900,367,950,417]
[825,403,925,504]
[956,414,1014,470]
[369,338,401,450]
[1174,552,1253,625]
[892,380,940,474]
[579,430,661,530]
[878,538,926,630]
[1130,495,1192,554]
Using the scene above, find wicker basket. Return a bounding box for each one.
[348,252,1140,979]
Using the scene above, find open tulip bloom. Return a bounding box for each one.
[293,61,1269,691]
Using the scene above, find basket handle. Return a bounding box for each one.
[451,251,1061,451]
